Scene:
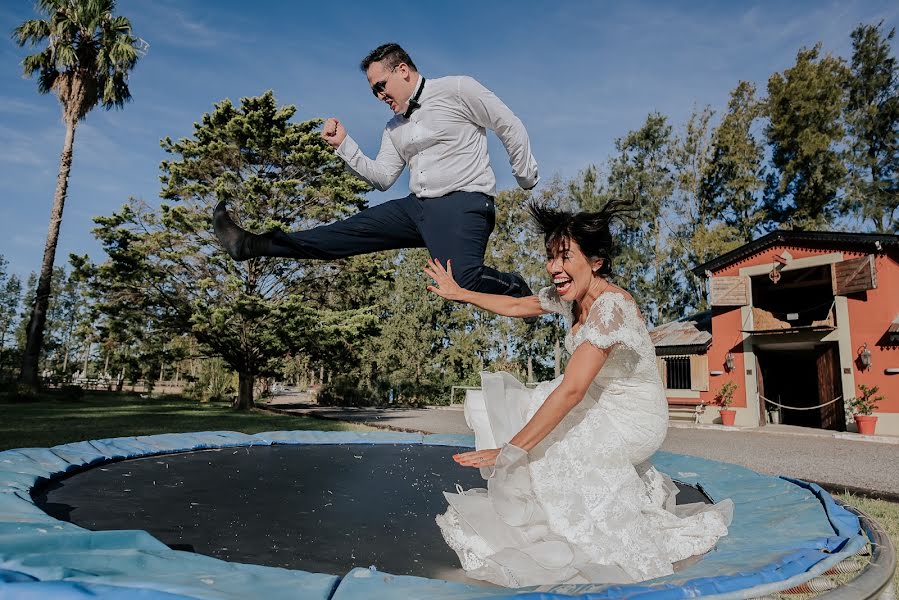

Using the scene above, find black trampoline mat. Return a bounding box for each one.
[33,444,711,581]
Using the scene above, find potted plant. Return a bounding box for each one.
[715,381,738,426]
[848,384,884,435]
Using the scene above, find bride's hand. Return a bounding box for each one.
[452,448,500,468]
[424,258,467,302]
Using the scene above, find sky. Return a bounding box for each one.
[1,0,898,281]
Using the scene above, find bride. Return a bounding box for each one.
[423,200,733,588]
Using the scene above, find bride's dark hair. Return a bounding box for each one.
[528,198,634,277]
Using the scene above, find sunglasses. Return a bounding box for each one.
[371,66,398,97]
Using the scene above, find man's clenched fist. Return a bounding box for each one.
[322,117,347,148]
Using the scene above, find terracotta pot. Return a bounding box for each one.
[719,408,736,426]
[854,415,878,436]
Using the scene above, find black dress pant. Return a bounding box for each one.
[273,191,530,297]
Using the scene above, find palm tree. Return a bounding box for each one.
[12,0,142,388]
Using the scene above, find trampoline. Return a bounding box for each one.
[0,430,895,600]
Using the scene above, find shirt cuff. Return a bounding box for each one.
[335,135,360,162]
[515,172,539,190]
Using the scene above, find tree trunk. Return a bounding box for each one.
[527,355,534,384]
[554,338,561,378]
[62,344,69,376]
[82,341,91,379]
[19,120,78,388]
[234,371,255,410]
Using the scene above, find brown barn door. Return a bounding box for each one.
[816,344,845,431]
[755,351,767,426]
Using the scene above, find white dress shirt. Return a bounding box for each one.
[336,75,539,198]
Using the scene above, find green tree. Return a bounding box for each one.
[13,267,76,380]
[12,0,142,388]
[365,249,455,389]
[765,44,849,229]
[661,107,719,315]
[606,113,677,325]
[844,22,899,233]
[0,257,22,378]
[71,254,182,389]
[703,81,767,241]
[88,92,375,409]
[486,186,564,381]
[44,267,91,378]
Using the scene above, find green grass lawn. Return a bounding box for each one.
[0,390,373,451]
[836,492,899,595]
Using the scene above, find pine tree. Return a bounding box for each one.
[844,22,899,233]
[88,92,375,409]
[765,45,849,229]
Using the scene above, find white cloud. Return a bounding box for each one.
[126,1,251,50]
[0,96,51,117]
[0,123,59,169]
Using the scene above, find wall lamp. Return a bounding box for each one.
[858,343,872,370]
[725,352,735,372]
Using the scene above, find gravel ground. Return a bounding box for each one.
[661,426,899,497]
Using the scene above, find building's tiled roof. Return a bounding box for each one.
[650,311,712,350]
[691,230,899,276]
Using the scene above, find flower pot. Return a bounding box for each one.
[854,415,878,436]
[719,408,736,426]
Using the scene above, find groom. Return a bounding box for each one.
[213,42,539,298]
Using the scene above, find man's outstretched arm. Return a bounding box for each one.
[323,118,406,191]
[456,76,539,190]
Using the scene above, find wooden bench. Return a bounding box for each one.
[667,398,706,424]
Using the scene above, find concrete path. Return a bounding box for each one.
[263,392,475,434]
[263,391,899,498]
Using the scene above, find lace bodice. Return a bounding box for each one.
[538,286,661,384]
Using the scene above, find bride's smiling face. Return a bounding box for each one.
[545,237,603,302]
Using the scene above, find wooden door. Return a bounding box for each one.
[816,344,845,431]
[755,351,767,426]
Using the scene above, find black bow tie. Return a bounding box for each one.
[403,77,426,119]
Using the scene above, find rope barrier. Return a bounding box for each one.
[760,394,842,411]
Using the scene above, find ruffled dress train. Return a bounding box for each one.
[435,289,733,588]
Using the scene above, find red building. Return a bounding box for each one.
[651,231,899,436]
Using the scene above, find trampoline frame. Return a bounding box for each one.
[0,430,894,600]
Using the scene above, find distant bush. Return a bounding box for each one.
[316,376,374,407]
[316,376,446,408]
[183,358,236,403]
[5,383,38,403]
[58,384,84,401]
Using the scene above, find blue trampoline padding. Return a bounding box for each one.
[0,579,197,599]
[0,431,865,600]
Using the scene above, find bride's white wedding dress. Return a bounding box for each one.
[436,287,733,588]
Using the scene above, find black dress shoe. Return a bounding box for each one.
[212,201,276,261]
